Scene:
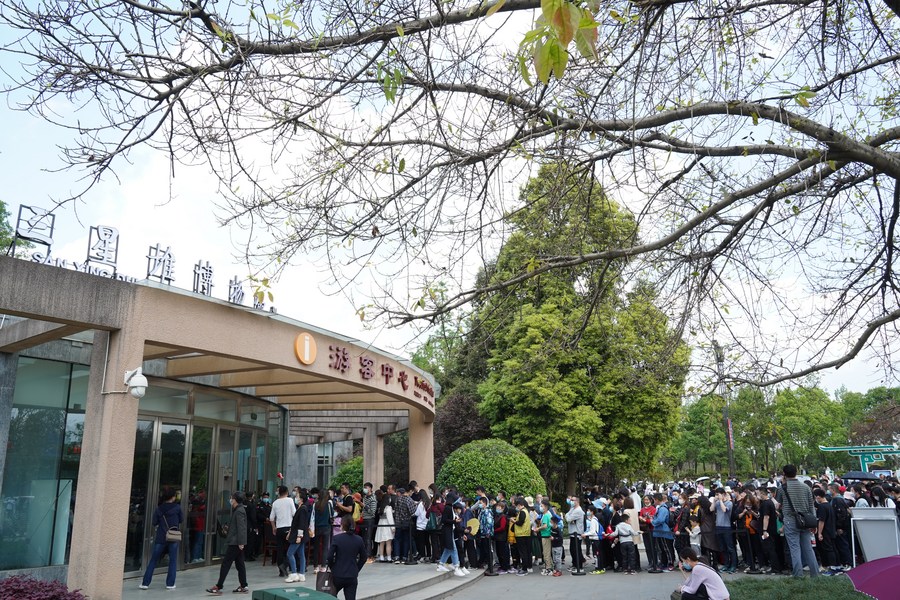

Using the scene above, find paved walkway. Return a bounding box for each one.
[124,559,754,599]
[123,559,458,599]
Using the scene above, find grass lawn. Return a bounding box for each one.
[728,574,868,600]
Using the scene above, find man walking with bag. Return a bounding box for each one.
[775,465,819,578]
[207,492,250,595]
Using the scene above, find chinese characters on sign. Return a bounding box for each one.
[15,205,55,246]
[359,356,375,380]
[322,347,433,407]
[329,345,351,374]
[11,204,275,307]
[146,244,176,284]
[193,260,214,296]
[87,225,119,269]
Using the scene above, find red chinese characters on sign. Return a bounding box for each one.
[359,356,375,380]
[397,370,409,391]
[381,363,394,385]
[329,345,350,374]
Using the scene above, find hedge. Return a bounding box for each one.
[436,439,545,499]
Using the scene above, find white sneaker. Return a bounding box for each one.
[461,567,470,575]
[436,563,451,572]
[138,585,149,590]
[284,574,297,583]
[297,574,306,582]
[453,567,466,577]
[166,586,176,590]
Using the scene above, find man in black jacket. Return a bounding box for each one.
[244,492,258,561]
[207,492,250,595]
[328,515,367,600]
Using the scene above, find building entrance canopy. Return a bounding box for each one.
[0,256,435,600]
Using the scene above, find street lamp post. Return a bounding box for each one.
[713,340,736,479]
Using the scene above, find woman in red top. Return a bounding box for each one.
[639,496,659,572]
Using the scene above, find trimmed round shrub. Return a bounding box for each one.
[328,456,364,492]
[436,439,545,499]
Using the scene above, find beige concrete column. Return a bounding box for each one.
[68,329,144,600]
[407,409,434,485]
[363,426,384,486]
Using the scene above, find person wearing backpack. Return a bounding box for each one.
[828,483,852,569]
[651,493,676,571]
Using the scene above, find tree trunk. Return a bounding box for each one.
[566,461,577,496]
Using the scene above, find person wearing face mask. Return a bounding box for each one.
[674,547,730,600]
[537,499,553,575]
[493,501,511,573]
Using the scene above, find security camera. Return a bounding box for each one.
[124,367,149,399]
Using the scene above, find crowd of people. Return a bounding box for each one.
[138,465,900,599]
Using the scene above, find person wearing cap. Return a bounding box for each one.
[206,492,249,595]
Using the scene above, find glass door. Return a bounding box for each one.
[211,428,236,559]
[151,422,187,574]
[124,420,154,574]
[187,425,213,565]
[237,430,253,493]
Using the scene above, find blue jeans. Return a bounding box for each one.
[783,518,819,577]
[286,538,307,574]
[715,527,737,571]
[142,541,179,587]
[439,542,460,567]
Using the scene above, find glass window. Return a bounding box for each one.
[1,358,70,569]
[139,385,188,415]
[194,392,236,422]
[316,443,334,490]
[239,400,267,427]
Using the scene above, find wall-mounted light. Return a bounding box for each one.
[124,367,148,399]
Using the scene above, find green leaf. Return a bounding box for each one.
[796,95,810,108]
[283,19,298,29]
[750,112,759,126]
[485,0,507,17]
[396,24,405,37]
[518,54,533,86]
[792,205,801,215]
[398,158,406,172]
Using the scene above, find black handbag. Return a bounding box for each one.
[782,483,817,529]
[316,570,337,597]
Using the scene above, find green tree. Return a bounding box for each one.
[773,387,849,470]
[0,200,14,252]
[329,456,364,492]
[476,164,689,494]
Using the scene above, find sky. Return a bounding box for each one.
[0,12,895,396]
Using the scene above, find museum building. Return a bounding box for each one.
[0,255,436,600]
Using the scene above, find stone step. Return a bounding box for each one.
[388,571,482,600]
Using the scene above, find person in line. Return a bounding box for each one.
[327,515,368,600]
[549,515,564,576]
[614,513,639,575]
[285,492,311,583]
[698,491,720,572]
[674,547,730,600]
[813,489,841,575]
[513,497,533,576]
[271,485,296,578]
[565,496,586,574]
[361,482,378,561]
[536,498,553,575]
[206,492,250,595]
[776,464,820,578]
[139,487,182,590]
[711,488,737,573]
[414,491,431,564]
[651,493,675,571]
[493,500,511,573]
[435,492,466,577]
[374,492,395,563]
[313,489,335,573]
